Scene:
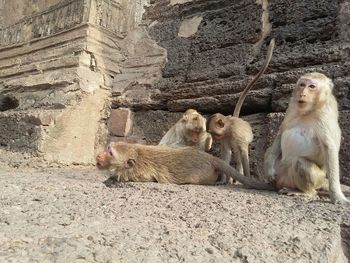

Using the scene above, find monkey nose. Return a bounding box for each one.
[96,153,104,161]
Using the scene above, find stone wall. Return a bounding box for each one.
[0,0,153,165]
[0,0,349,185]
[112,0,350,184]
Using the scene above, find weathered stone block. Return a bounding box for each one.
[133,110,183,144]
[0,113,42,153]
[41,90,109,164]
[108,108,134,137]
[0,0,86,47]
[109,135,146,145]
[178,16,203,38]
[0,0,149,165]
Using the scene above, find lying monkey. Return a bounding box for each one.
[96,142,275,190]
[207,39,275,182]
[159,109,212,151]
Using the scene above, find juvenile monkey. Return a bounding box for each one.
[207,39,275,183]
[159,109,212,151]
[264,72,349,205]
[96,141,275,190]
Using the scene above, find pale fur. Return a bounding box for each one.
[207,114,253,183]
[264,72,349,205]
[159,109,212,151]
[206,39,274,183]
[96,142,275,190]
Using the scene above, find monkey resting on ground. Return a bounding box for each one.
[159,109,212,151]
[96,141,275,191]
[264,72,349,205]
[207,38,275,183]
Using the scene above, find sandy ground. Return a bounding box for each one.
[0,166,349,263]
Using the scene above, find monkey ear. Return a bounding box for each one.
[218,119,225,128]
[125,159,136,169]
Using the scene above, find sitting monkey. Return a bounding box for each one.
[264,72,349,205]
[159,109,212,151]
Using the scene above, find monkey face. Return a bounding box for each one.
[181,111,206,143]
[207,114,225,141]
[294,77,321,113]
[101,143,137,171]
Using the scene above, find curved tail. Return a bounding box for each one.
[233,38,275,117]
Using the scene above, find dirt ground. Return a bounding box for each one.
[0,166,349,263]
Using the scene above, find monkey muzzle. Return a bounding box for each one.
[211,133,223,141]
[96,147,114,169]
[96,153,107,169]
[191,131,200,143]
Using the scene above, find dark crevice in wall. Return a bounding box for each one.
[0,95,19,111]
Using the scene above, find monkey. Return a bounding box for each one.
[207,115,253,183]
[207,38,275,183]
[96,141,275,191]
[159,109,212,151]
[264,72,349,205]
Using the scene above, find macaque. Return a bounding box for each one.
[96,142,275,190]
[207,39,275,183]
[264,72,349,204]
[159,109,212,151]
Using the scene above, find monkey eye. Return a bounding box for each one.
[299,83,306,88]
[193,117,198,121]
[309,84,316,89]
[107,146,114,157]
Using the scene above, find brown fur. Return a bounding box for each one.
[96,142,275,190]
[264,72,349,204]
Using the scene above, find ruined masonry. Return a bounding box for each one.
[0,0,349,186]
[0,0,157,165]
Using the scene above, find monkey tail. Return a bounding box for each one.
[214,158,276,191]
[233,38,275,117]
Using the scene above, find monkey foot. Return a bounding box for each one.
[215,181,228,186]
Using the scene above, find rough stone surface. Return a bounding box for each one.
[126,0,349,115]
[108,108,134,137]
[118,0,350,184]
[0,0,152,165]
[0,167,349,262]
[0,1,349,261]
[178,16,203,38]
